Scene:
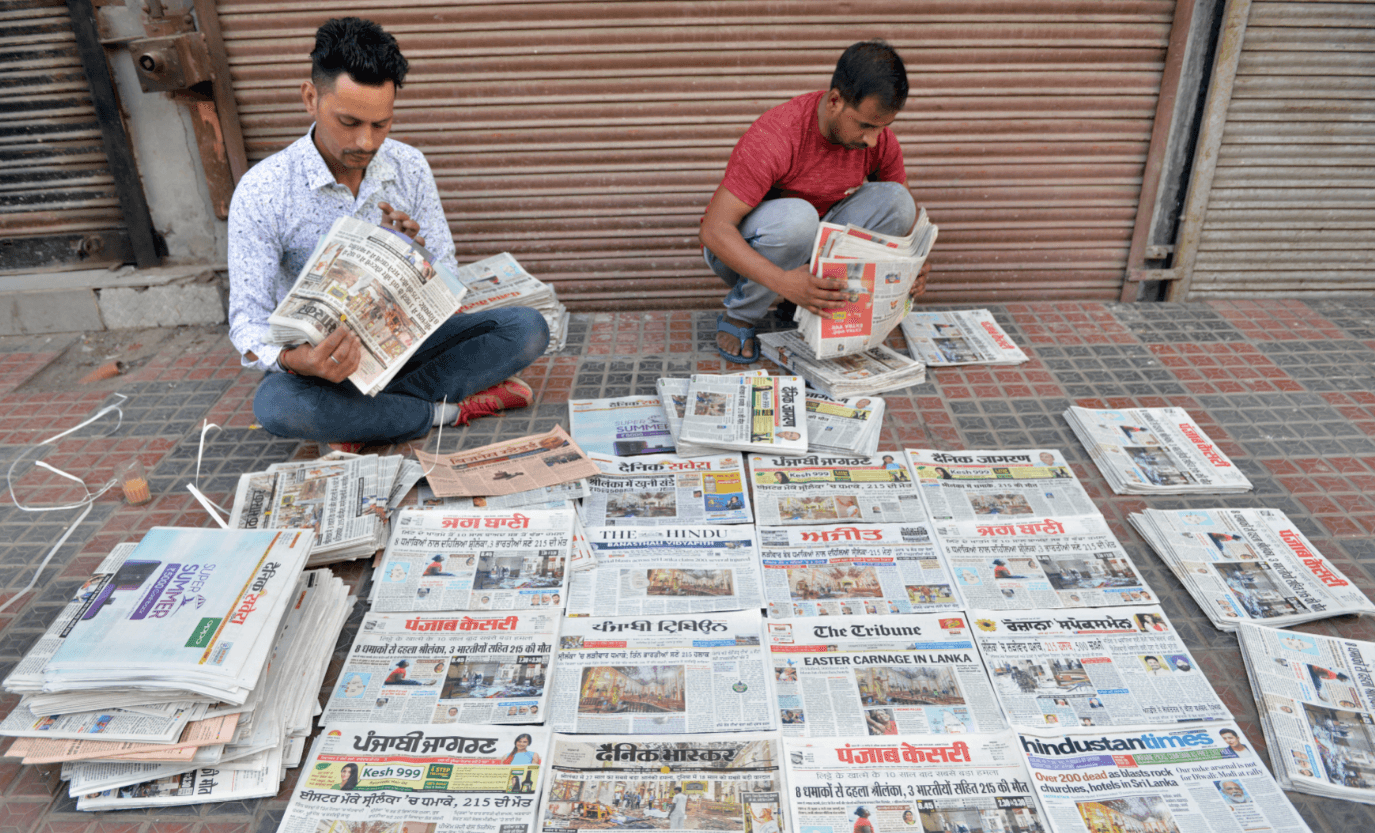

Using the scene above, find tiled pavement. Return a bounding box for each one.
[0,301,1372,831]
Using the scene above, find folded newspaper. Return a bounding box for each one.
[794,207,938,358]
[455,251,570,353]
[805,391,884,456]
[657,370,768,457]
[265,216,467,396]
[414,425,601,498]
[569,394,677,457]
[900,308,1027,366]
[580,451,753,527]
[1129,507,1375,629]
[416,480,587,511]
[680,373,808,455]
[759,328,925,398]
[1065,406,1252,495]
[748,451,926,526]
[907,447,1097,523]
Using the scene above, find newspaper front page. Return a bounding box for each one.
[900,308,1028,366]
[748,452,926,526]
[767,613,1006,737]
[786,733,1045,833]
[757,523,960,619]
[322,611,559,727]
[229,454,386,562]
[759,328,925,398]
[417,482,586,511]
[971,607,1230,729]
[537,733,787,832]
[415,426,602,498]
[1065,406,1253,495]
[1020,723,1311,833]
[550,611,774,734]
[907,447,1098,523]
[371,507,573,613]
[805,392,884,457]
[658,371,769,458]
[567,525,764,617]
[280,723,548,833]
[582,451,753,527]
[681,374,807,455]
[569,395,677,457]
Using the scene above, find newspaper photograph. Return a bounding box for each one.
[1130,507,1375,629]
[971,607,1231,729]
[280,723,549,833]
[370,507,573,613]
[582,451,753,527]
[569,395,677,457]
[786,732,1044,833]
[549,611,774,734]
[415,425,602,498]
[681,374,807,455]
[537,732,787,832]
[759,328,925,398]
[748,452,925,527]
[936,514,1151,609]
[757,523,960,619]
[566,525,765,617]
[900,308,1028,366]
[322,611,559,727]
[1020,723,1311,833]
[229,454,387,562]
[1065,406,1253,495]
[767,613,1006,737]
[907,447,1098,524]
[266,216,467,395]
[805,392,884,457]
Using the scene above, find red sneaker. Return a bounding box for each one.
[454,377,534,426]
[328,442,365,454]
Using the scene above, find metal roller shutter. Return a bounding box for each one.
[215,0,1179,309]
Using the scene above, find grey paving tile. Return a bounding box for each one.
[1035,342,1186,397]
[1257,339,1375,393]
[1107,302,1248,342]
[1307,298,1375,341]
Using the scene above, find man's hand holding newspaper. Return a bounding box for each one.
[278,323,360,382]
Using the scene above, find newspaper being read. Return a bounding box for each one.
[1129,507,1375,630]
[758,523,960,619]
[370,507,572,613]
[550,611,774,734]
[568,395,677,457]
[767,612,1006,737]
[1065,406,1252,495]
[786,732,1045,833]
[566,525,765,617]
[681,374,807,455]
[537,733,787,832]
[1238,621,1375,803]
[581,451,753,527]
[322,611,560,727]
[280,723,549,833]
[265,216,467,396]
[748,451,926,526]
[414,425,601,498]
[900,308,1028,366]
[759,328,925,398]
[972,606,1230,729]
[1019,723,1311,833]
[454,252,569,353]
[907,447,1098,523]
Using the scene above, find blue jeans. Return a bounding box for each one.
[254,306,549,444]
[703,181,917,324]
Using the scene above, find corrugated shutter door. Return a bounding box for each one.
[216,1,1177,309]
[1191,0,1375,296]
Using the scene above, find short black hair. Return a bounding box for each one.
[311,17,409,89]
[830,40,908,112]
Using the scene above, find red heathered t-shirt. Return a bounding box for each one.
[720,90,906,215]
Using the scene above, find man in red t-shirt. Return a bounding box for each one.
[701,40,930,363]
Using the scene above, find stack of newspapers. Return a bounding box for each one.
[899,308,1027,366]
[0,528,355,809]
[1065,405,1253,494]
[656,369,766,457]
[759,328,925,397]
[805,390,884,456]
[793,207,938,358]
[229,452,423,565]
[455,252,570,353]
[1129,507,1375,629]
[679,373,808,455]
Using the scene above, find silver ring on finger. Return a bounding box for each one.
[330,354,341,364]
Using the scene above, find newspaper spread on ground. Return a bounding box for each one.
[972,606,1230,729]
[681,373,808,455]
[1238,621,1375,803]
[550,611,774,734]
[323,611,559,727]
[569,395,677,457]
[370,507,573,613]
[416,482,584,511]
[748,452,926,526]
[1130,507,1375,630]
[786,732,1045,832]
[759,328,925,398]
[454,252,569,352]
[805,392,884,457]
[906,447,1097,524]
[581,451,753,527]
[900,308,1028,366]
[767,612,1005,736]
[265,216,467,396]
[757,523,960,619]
[1065,406,1253,495]
[537,732,786,831]
[567,525,765,617]
[657,371,769,457]
[414,425,601,498]
[280,723,549,833]
[1020,723,1311,833]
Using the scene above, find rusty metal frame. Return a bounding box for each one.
[192,0,249,185]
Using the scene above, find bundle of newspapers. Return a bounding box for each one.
[679,373,808,455]
[580,452,754,527]
[454,251,570,352]
[657,369,766,457]
[805,391,884,456]
[229,452,423,565]
[0,529,356,809]
[899,307,1028,366]
[265,215,468,396]
[1065,406,1252,494]
[1238,621,1375,804]
[1130,507,1375,629]
[759,328,925,398]
[793,207,937,358]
